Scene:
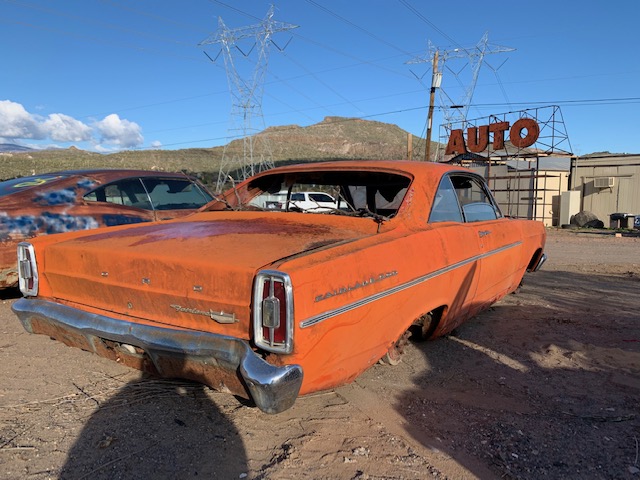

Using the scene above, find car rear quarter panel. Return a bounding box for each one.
[519,219,547,269]
[275,223,485,394]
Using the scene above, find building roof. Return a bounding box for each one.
[506,157,571,171]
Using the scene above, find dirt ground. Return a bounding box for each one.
[0,228,639,480]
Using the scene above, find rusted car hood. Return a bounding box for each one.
[40,212,375,334]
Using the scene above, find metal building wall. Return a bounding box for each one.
[473,165,567,226]
[573,156,640,225]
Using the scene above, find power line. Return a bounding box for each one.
[140,96,640,150]
[397,0,463,49]
[209,0,418,80]
[304,0,411,55]
[135,105,430,150]
[4,0,205,46]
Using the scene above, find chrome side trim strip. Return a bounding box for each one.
[300,241,522,329]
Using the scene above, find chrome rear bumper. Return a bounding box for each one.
[12,298,303,414]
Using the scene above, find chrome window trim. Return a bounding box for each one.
[300,241,522,329]
[253,270,295,354]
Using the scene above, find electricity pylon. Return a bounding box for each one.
[407,33,514,160]
[200,5,298,191]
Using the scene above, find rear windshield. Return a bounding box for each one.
[0,174,68,198]
[211,170,412,219]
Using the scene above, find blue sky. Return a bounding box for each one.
[1,0,638,156]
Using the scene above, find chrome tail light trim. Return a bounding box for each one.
[253,270,294,354]
[17,242,39,296]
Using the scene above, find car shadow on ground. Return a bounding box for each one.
[0,287,21,300]
[394,268,640,479]
[59,374,249,480]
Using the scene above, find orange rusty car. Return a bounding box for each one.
[12,161,546,413]
[0,169,213,288]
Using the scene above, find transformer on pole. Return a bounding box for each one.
[199,5,298,191]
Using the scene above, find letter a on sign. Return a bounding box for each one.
[445,129,466,155]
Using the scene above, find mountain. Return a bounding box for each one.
[0,143,34,153]
[0,117,435,182]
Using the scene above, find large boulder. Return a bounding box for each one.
[570,211,604,228]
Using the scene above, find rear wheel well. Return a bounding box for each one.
[379,305,447,366]
[527,248,545,272]
[409,305,446,341]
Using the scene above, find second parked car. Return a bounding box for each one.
[0,169,213,288]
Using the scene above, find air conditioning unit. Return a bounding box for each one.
[594,177,615,188]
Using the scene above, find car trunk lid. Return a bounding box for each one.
[40,212,374,336]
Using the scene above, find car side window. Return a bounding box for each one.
[141,179,213,210]
[84,179,150,208]
[429,174,501,223]
[429,176,463,223]
[308,193,333,203]
[450,175,501,222]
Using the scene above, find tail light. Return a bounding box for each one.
[17,242,39,296]
[253,270,294,354]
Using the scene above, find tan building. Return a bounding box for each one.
[470,157,571,227]
[570,154,640,228]
[447,152,639,229]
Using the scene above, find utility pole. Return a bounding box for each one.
[407,34,514,162]
[425,50,440,161]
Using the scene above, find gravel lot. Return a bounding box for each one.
[0,228,639,479]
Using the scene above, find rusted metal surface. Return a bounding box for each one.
[0,264,17,289]
[28,315,250,397]
[13,297,303,413]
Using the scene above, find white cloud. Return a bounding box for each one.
[94,114,144,149]
[43,113,92,142]
[0,100,46,139]
[93,144,114,153]
[0,100,144,151]
[150,140,162,148]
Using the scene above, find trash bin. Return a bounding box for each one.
[609,213,636,229]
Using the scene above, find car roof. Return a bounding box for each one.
[0,169,202,200]
[255,160,468,178]
[43,169,193,181]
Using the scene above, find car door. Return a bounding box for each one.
[449,174,524,307]
[428,174,483,321]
